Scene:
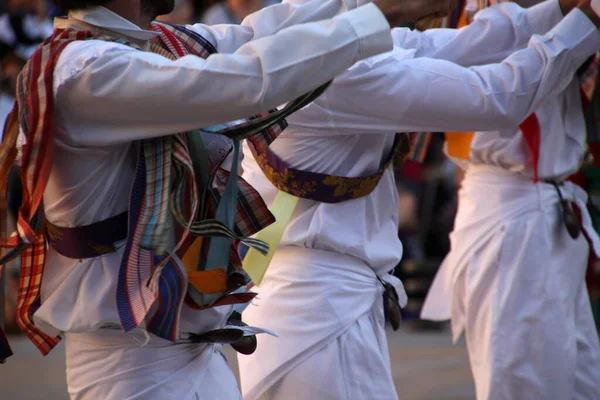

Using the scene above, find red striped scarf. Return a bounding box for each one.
[0,29,98,359]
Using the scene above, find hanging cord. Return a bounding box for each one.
[550,182,581,239]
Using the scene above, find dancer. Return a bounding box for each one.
[237,0,600,399]
[417,0,600,398]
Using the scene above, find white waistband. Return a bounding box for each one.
[271,246,388,283]
[465,164,566,187]
[269,246,407,307]
[462,164,587,206]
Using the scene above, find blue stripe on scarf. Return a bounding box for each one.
[239,243,249,259]
[117,151,147,332]
[146,256,185,341]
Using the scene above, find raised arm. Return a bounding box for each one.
[54,5,394,147]
[285,7,599,135]
[191,0,457,54]
[391,0,565,66]
[188,0,368,53]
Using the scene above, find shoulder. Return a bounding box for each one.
[53,39,138,93]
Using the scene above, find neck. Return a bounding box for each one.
[103,0,153,29]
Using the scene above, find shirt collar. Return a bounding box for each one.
[54,6,159,42]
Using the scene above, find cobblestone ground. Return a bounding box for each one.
[0,327,475,400]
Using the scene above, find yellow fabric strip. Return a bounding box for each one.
[188,269,228,294]
[242,190,299,286]
[181,236,203,275]
[181,236,229,294]
[445,132,475,160]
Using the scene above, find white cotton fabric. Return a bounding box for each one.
[239,248,404,400]
[422,166,600,399]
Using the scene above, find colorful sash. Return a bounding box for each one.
[248,133,411,202]
[242,132,414,285]
[0,21,327,361]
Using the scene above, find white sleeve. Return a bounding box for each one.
[53,4,392,146]
[285,9,600,135]
[391,0,564,66]
[187,0,370,54]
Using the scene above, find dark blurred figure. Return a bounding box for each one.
[394,134,458,331]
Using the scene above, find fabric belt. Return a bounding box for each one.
[45,212,128,259]
[44,214,260,355]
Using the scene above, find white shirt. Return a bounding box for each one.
[395,1,593,180]
[241,1,600,275]
[34,1,392,336]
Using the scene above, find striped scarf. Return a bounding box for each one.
[0,21,299,360]
[0,29,96,361]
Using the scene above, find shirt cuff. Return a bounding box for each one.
[335,3,393,61]
[546,8,600,68]
[526,0,564,35]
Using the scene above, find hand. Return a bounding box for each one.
[578,0,600,28]
[374,0,457,26]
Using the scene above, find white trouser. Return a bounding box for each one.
[422,165,600,400]
[65,328,242,400]
[238,247,405,400]
[258,298,397,400]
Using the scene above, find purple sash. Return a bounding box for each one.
[248,133,411,203]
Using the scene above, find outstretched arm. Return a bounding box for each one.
[391,0,565,66]
[286,7,600,135]
[190,0,457,54]
[55,5,392,147]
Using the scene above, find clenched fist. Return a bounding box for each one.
[373,0,457,27]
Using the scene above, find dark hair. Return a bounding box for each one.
[49,0,112,13]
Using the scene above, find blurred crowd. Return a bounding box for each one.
[394,135,459,329]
